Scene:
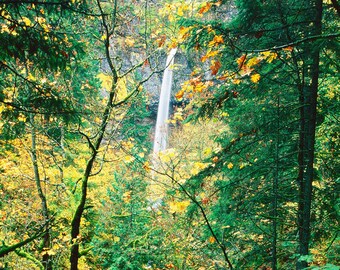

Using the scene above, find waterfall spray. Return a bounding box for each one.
[153,48,177,154]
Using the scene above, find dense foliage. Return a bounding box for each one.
[0,0,338,270]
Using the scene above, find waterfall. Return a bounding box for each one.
[153,48,177,154]
[147,48,177,209]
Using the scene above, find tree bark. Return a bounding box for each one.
[30,114,52,270]
[296,0,322,269]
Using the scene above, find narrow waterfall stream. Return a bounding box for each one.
[153,48,177,154]
[148,48,177,207]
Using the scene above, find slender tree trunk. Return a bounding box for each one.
[69,91,117,270]
[30,114,52,270]
[296,1,322,269]
[272,96,280,270]
[70,156,96,270]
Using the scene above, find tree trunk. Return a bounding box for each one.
[30,114,52,270]
[69,91,116,270]
[296,1,322,269]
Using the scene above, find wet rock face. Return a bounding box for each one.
[100,46,192,120]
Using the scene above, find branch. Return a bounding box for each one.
[0,1,68,4]
[15,249,44,270]
[238,33,340,53]
[167,172,233,269]
[0,223,48,257]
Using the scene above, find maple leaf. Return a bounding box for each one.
[208,236,216,243]
[175,90,184,100]
[240,65,254,77]
[210,60,221,75]
[22,17,32,27]
[143,161,151,172]
[201,197,209,204]
[233,78,241,85]
[208,35,224,47]
[261,51,278,63]
[247,56,261,67]
[198,2,212,14]
[251,73,261,83]
[169,200,190,213]
[283,46,294,52]
[237,54,247,68]
[201,50,219,62]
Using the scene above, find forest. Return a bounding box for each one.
[0,0,339,269]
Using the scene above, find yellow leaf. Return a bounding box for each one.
[201,50,219,62]
[250,73,261,83]
[116,77,127,101]
[227,162,233,169]
[178,26,192,42]
[143,161,151,172]
[113,236,120,242]
[22,17,32,27]
[123,155,135,163]
[27,73,36,81]
[233,78,241,85]
[122,191,132,203]
[169,200,190,213]
[261,51,278,63]
[247,56,261,67]
[125,37,135,47]
[203,147,212,156]
[97,73,112,90]
[18,113,27,122]
[208,35,224,47]
[208,236,216,243]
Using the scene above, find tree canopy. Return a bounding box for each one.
[0,0,339,269]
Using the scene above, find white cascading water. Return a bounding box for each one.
[148,49,177,211]
[153,48,177,154]
[148,48,177,209]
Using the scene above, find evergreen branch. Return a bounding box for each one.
[238,33,340,53]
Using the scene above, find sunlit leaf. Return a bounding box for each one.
[251,73,261,83]
[198,2,212,14]
[169,200,191,213]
